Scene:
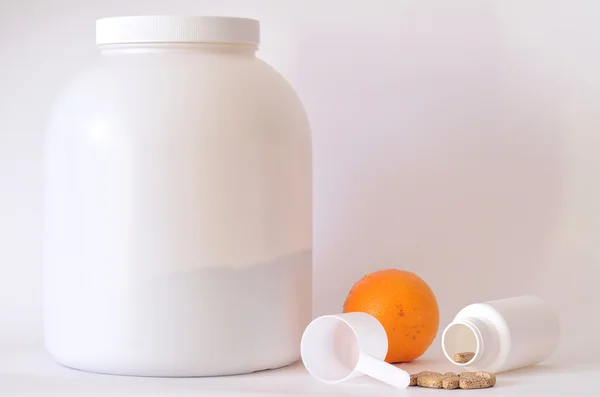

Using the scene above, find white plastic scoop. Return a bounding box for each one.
[300,312,411,389]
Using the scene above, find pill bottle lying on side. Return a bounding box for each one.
[442,296,560,373]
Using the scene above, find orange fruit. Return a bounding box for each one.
[343,269,439,363]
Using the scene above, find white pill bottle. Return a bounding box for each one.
[442,296,560,372]
[43,16,312,376]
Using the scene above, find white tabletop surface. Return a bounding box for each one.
[1,347,597,397]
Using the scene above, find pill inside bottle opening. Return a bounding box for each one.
[443,323,479,365]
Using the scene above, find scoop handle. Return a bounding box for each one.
[356,353,411,389]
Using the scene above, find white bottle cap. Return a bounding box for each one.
[96,16,260,46]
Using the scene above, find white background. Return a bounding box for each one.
[1,0,599,371]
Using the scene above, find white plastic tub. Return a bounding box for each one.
[43,16,312,376]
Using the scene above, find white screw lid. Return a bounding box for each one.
[96,16,260,46]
